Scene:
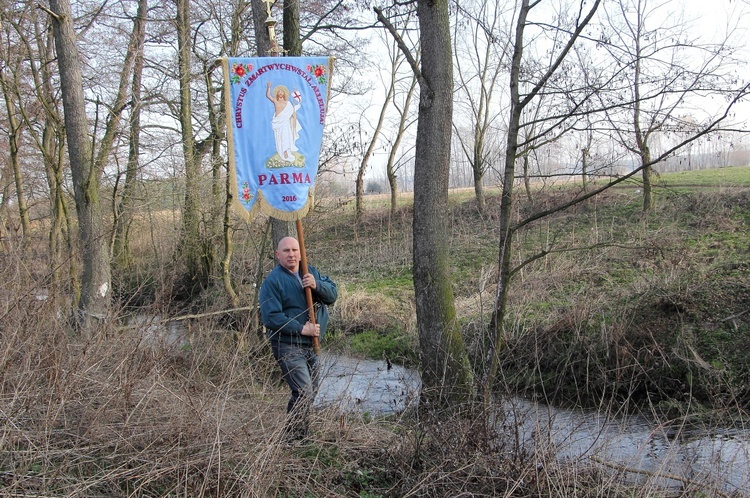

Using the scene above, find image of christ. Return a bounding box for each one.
[266,81,302,162]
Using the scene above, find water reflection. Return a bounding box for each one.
[316,354,421,416]
[316,355,750,495]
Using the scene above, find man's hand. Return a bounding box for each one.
[301,273,317,290]
[301,321,320,337]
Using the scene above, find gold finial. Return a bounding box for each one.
[263,0,274,18]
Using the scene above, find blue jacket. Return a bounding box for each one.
[259,264,338,346]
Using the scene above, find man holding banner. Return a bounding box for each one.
[260,236,337,441]
[222,56,336,441]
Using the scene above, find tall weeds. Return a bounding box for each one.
[1,185,748,496]
[0,249,289,495]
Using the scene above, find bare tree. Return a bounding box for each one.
[45,0,156,322]
[385,68,417,217]
[112,0,148,269]
[378,1,474,408]
[47,0,113,324]
[597,0,750,211]
[452,0,512,215]
[0,24,31,245]
[353,27,407,226]
[486,0,602,397]
[216,0,254,307]
[11,3,73,285]
[481,0,749,400]
[174,0,206,293]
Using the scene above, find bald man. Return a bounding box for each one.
[260,237,338,441]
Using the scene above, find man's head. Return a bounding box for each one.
[276,236,300,272]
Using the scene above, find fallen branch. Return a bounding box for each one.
[116,306,255,330]
[168,306,255,322]
[721,309,749,322]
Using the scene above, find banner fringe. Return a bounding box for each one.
[229,188,313,222]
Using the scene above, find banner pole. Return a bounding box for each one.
[264,0,281,57]
[296,219,319,354]
[259,0,321,354]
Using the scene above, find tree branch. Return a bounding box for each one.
[36,3,62,21]
[512,88,748,234]
[510,241,666,279]
[373,6,426,93]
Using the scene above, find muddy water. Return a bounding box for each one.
[316,354,750,495]
[498,397,750,494]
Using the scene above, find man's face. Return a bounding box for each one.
[276,237,300,272]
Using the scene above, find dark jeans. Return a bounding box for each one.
[271,341,319,436]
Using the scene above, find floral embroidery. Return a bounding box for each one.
[231,63,253,84]
[306,64,327,85]
[241,182,252,203]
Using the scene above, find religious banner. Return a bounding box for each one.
[222,56,334,220]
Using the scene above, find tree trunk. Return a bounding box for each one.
[387,72,417,218]
[202,58,236,306]
[0,178,10,249]
[113,0,148,269]
[413,0,473,409]
[219,0,251,309]
[31,13,73,288]
[632,29,654,213]
[49,0,111,325]
[356,82,394,226]
[251,0,275,56]
[522,153,532,203]
[472,117,486,214]
[487,0,528,400]
[472,161,485,214]
[0,64,31,246]
[200,61,224,285]
[175,0,205,292]
[283,0,301,56]
[641,160,653,211]
[581,147,589,193]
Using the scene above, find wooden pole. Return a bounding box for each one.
[262,1,317,354]
[296,219,319,354]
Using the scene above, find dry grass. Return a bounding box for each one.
[2,181,749,496]
[0,242,676,498]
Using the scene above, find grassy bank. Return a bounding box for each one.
[0,166,748,496]
[311,167,750,420]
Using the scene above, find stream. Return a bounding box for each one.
[134,319,750,495]
[315,353,421,416]
[316,354,750,496]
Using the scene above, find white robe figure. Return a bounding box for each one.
[272,100,302,161]
[267,82,302,162]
